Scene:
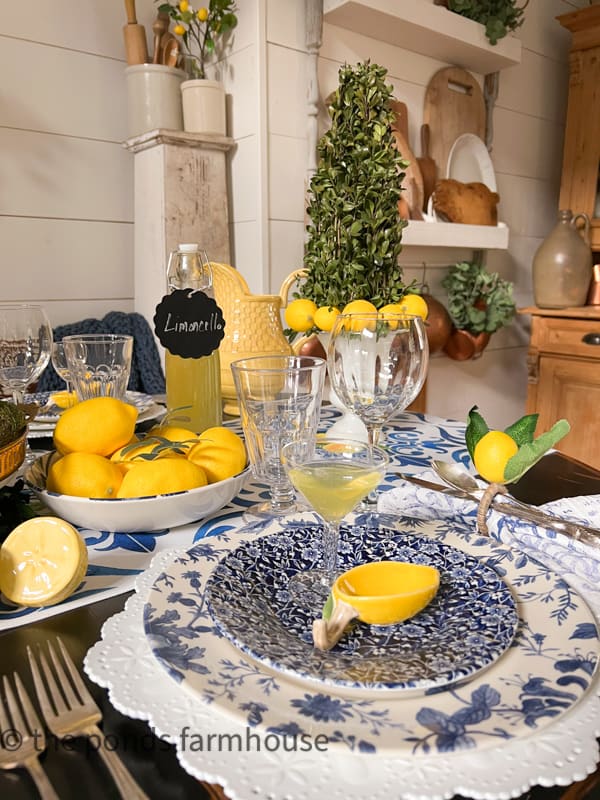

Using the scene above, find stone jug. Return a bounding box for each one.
[532,210,593,308]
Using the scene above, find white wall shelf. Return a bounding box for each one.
[402,220,509,249]
[323,0,522,74]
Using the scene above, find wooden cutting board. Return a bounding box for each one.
[423,67,485,180]
[390,100,423,220]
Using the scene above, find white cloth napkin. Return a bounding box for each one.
[378,469,600,615]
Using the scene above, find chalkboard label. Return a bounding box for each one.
[154,289,225,358]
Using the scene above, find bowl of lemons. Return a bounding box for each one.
[25,396,250,533]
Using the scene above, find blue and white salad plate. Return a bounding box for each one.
[204,527,518,694]
[143,513,600,755]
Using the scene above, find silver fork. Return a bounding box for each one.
[28,638,149,800]
[0,672,59,799]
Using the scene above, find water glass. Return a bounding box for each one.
[62,334,133,401]
[231,354,326,519]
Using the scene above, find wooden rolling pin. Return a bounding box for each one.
[123,0,149,65]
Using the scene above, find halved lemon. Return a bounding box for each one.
[0,517,88,607]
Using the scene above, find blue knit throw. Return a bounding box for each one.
[38,312,165,395]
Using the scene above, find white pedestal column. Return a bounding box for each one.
[124,129,235,352]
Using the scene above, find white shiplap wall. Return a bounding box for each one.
[0,0,588,425]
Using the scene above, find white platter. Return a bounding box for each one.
[446,133,497,191]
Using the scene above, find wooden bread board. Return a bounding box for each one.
[423,67,485,179]
[390,100,423,220]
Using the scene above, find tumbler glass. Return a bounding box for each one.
[62,334,133,401]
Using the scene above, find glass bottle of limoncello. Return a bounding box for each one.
[165,243,223,434]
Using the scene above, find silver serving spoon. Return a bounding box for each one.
[430,459,600,547]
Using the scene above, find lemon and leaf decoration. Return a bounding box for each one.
[466,405,570,485]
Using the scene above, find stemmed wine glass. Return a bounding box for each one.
[51,341,75,400]
[0,305,53,405]
[328,312,429,450]
[0,304,53,467]
[282,438,388,599]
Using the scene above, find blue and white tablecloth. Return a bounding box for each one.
[2,407,599,630]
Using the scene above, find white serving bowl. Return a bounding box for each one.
[25,452,250,533]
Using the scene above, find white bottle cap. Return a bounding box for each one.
[179,243,199,253]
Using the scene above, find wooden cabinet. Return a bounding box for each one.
[521,306,600,469]
[557,6,600,253]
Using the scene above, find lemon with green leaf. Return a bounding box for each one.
[466,406,570,485]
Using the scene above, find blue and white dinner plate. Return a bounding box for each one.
[143,513,600,755]
[205,527,518,694]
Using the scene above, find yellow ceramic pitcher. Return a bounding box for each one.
[211,263,293,415]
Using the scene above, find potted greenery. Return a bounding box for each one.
[441,260,516,360]
[298,61,411,311]
[434,0,528,45]
[157,0,237,134]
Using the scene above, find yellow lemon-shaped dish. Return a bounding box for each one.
[332,561,440,625]
[0,517,88,607]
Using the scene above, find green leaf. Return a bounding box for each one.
[465,405,489,461]
[322,593,334,621]
[503,420,571,483]
[503,413,539,447]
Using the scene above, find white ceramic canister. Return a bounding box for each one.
[180,79,227,135]
[125,64,186,138]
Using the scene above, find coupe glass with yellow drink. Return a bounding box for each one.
[282,438,388,598]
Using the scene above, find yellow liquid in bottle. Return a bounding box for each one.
[165,350,222,434]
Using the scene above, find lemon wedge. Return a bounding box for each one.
[49,391,78,409]
[0,517,88,607]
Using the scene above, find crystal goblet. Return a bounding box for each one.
[231,354,326,520]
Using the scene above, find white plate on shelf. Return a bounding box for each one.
[446,133,497,191]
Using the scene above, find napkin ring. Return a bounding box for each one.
[477,483,507,535]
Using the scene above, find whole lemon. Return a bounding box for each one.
[285,299,318,332]
[473,430,519,484]
[187,426,247,483]
[146,425,199,453]
[398,294,429,320]
[47,452,124,498]
[340,299,378,332]
[116,458,208,498]
[54,397,138,457]
[341,299,378,315]
[110,439,186,471]
[313,305,341,332]
[378,303,405,330]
